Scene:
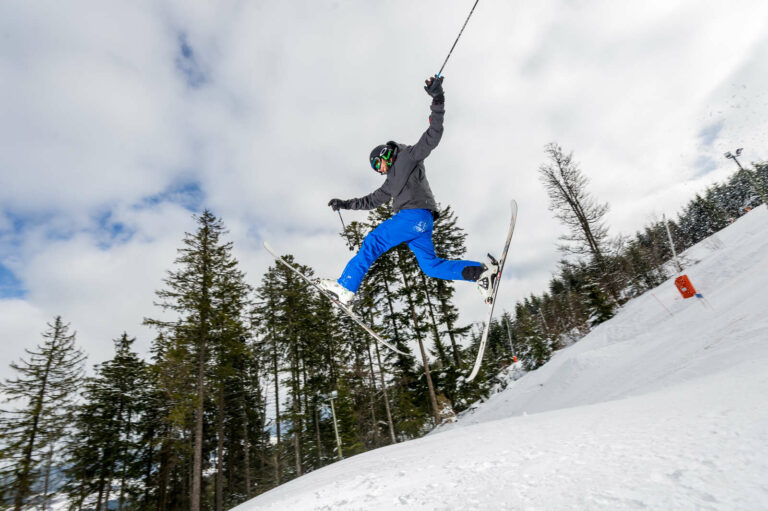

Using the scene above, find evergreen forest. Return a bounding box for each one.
[2,157,766,511]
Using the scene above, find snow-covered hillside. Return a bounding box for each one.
[233,207,768,510]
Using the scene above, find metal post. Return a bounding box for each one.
[328,391,343,461]
[503,316,515,354]
[663,214,683,273]
[726,151,745,171]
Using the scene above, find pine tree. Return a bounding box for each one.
[538,143,611,265]
[144,210,253,511]
[142,331,196,510]
[131,341,172,510]
[582,278,617,327]
[721,169,755,215]
[253,254,319,484]
[208,248,253,510]
[63,333,147,510]
[515,302,550,370]
[754,162,768,205]
[0,316,86,510]
[621,224,669,297]
[678,193,728,245]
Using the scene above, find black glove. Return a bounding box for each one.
[424,75,444,103]
[328,198,350,211]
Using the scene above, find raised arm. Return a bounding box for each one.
[408,75,445,162]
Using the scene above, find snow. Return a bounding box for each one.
[233,207,768,510]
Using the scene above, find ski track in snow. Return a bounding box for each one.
[234,208,768,511]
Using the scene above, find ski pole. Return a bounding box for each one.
[436,0,480,77]
[337,210,355,251]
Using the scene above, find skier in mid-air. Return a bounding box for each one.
[318,75,499,306]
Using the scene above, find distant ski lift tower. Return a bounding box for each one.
[724,148,745,170]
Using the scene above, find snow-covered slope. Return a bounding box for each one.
[234,208,768,510]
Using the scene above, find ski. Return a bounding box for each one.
[466,200,518,382]
[263,242,411,357]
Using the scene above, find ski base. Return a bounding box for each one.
[467,200,518,382]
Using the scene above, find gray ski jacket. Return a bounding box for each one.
[346,101,444,214]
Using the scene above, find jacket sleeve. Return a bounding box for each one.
[407,101,445,162]
[346,185,392,211]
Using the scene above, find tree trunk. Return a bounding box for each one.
[314,402,324,461]
[397,257,441,426]
[191,331,207,511]
[118,420,129,510]
[288,317,302,478]
[292,363,302,478]
[104,464,114,511]
[382,277,406,358]
[373,340,397,444]
[412,308,441,425]
[96,475,105,511]
[157,436,170,511]
[142,437,155,508]
[41,443,54,511]
[14,347,52,511]
[216,385,225,511]
[365,342,380,446]
[436,282,463,367]
[272,333,281,485]
[420,274,449,366]
[241,392,252,498]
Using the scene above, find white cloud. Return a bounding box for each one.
[1,0,768,380]
[0,300,49,365]
[0,203,193,377]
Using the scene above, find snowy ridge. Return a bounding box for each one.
[234,208,768,510]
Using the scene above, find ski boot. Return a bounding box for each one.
[476,254,500,305]
[316,279,356,307]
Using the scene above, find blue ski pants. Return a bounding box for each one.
[338,208,482,293]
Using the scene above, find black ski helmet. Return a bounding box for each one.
[369,141,399,172]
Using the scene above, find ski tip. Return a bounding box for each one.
[263,241,278,258]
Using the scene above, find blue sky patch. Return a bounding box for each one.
[697,120,724,148]
[137,179,205,212]
[1,213,26,255]
[0,263,25,299]
[93,209,135,249]
[1,210,66,248]
[693,154,718,177]
[176,33,207,88]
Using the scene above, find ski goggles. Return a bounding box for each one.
[371,146,394,171]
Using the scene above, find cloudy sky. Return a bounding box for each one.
[2,0,767,380]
